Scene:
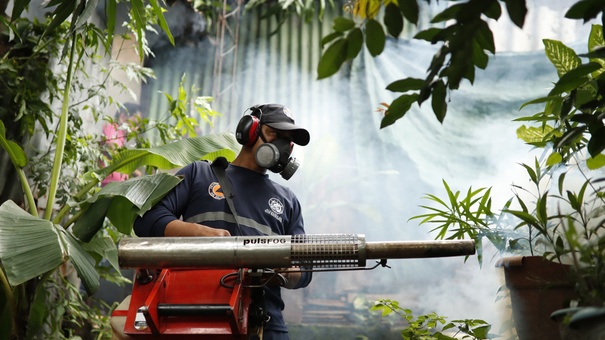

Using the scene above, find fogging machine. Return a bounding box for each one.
[110,234,475,339]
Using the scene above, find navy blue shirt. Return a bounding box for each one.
[133,161,312,332]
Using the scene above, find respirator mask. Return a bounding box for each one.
[255,134,299,180]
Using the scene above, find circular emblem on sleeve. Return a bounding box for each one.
[268,198,284,214]
[208,182,225,200]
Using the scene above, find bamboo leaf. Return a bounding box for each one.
[11,0,32,20]
[149,0,175,45]
[106,0,117,40]
[43,0,76,36]
[74,0,101,29]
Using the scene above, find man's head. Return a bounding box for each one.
[236,104,309,147]
[235,104,310,180]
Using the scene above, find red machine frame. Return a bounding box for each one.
[112,268,256,339]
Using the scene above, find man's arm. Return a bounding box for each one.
[164,220,230,237]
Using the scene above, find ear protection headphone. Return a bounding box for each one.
[235,106,262,146]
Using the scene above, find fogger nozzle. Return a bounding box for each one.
[118,234,476,269]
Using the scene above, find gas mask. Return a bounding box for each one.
[255,136,300,180]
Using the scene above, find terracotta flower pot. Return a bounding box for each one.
[495,256,577,340]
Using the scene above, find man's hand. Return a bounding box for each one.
[275,267,302,289]
[165,220,230,237]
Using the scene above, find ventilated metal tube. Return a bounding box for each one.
[118,234,475,269]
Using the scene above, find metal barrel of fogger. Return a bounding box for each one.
[118,234,475,269]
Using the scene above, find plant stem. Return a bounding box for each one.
[0,134,37,216]
[44,34,77,220]
[0,267,18,337]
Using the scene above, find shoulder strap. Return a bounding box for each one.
[210,157,244,236]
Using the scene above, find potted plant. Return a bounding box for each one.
[410,24,605,340]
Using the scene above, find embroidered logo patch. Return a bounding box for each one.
[265,198,284,222]
[268,198,284,214]
[208,182,225,200]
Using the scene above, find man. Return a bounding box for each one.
[133,103,312,340]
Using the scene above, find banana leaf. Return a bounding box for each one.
[92,132,240,179]
[73,172,183,241]
[0,201,98,293]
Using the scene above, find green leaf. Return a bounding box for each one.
[471,40,489,69]
[483,1,502,20]
[94,133,240,180]
[73,198,112,242]
[555,126,586,149]
[333,17,355,32]
[0,201,65,286]
[546,152,563,166]
[78,173,183,237]
[587,126,605,157]
[380,94,419,128]
[106,0,117,40]
[43,0,76,36]
[130,0,147,58]
[317,38,348,79]
[10,0,31,20]
[565,0,603,22]
[431,80,447,123]
[474,20,496,54]
[548,62,601,96]
[346,28,364,60]
[543,39,582,77]
[503,0,527,28]
[365,19,386,57]
[414,28,443,42]
[587,25,605,78]
[321,31,343,48]
[149,0,175,46]
[431,3,462,23]
[74,0,101,30]
[399,0,419,24]
[82,236,120,272]
[384,3,403,38]
[25,280,48,340]
[63,231,99,295]
[516,125,555,143]
[386,78,426,92]
[586,153,605,170]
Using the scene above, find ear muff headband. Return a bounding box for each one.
[235,106,262,146]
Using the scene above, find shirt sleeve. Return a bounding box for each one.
[133,163,195,237]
